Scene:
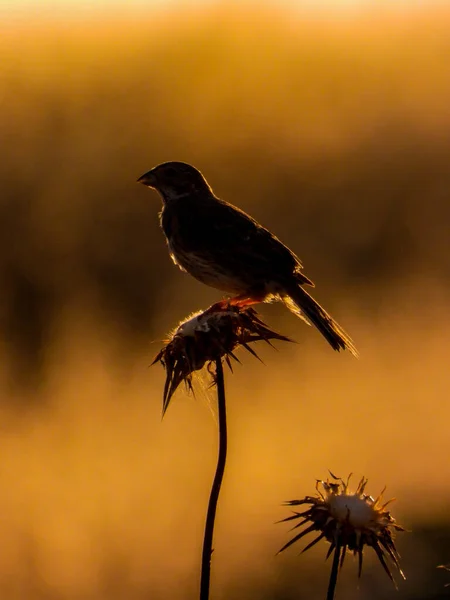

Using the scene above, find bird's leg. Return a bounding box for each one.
[228,294,262,307]
[207,293,266,313]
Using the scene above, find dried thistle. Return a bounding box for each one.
[437,564,450,586]
[153,303,291,415]
[154,303,291,600]
[278,472,405,599]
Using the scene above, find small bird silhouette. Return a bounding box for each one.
[138,161,357,355]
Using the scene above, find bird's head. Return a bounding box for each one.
[137,161,213,202]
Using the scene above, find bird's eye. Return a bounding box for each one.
[165,167,178,177]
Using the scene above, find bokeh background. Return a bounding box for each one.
[1,0,450,598]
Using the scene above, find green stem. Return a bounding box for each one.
[199,358,228,600]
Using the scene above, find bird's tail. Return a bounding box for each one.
[283,284,358,356]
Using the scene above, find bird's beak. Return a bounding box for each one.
[137,170,156,187]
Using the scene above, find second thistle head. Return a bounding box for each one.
[278,472,406,594]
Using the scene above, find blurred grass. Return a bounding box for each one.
[0,1,450,598]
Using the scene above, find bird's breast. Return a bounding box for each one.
[167,240,244,294]
[160,199,264,295]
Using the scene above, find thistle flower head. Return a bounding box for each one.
[153,303,291,415]
[438,564,450,586]
[278,473,405,596]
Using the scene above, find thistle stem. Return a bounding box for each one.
[327,542,342,600]
[199,358,228,600]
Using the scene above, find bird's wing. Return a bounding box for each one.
[173,197,313,285]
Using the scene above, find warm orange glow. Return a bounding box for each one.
[1,1,450,598]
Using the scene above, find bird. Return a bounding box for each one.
[137,161,357,356]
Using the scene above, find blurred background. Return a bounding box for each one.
[1,0,450,598]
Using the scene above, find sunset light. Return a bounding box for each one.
[2,0,450,598]
[1,0,444,20]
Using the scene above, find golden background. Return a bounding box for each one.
[1,1,450,598]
